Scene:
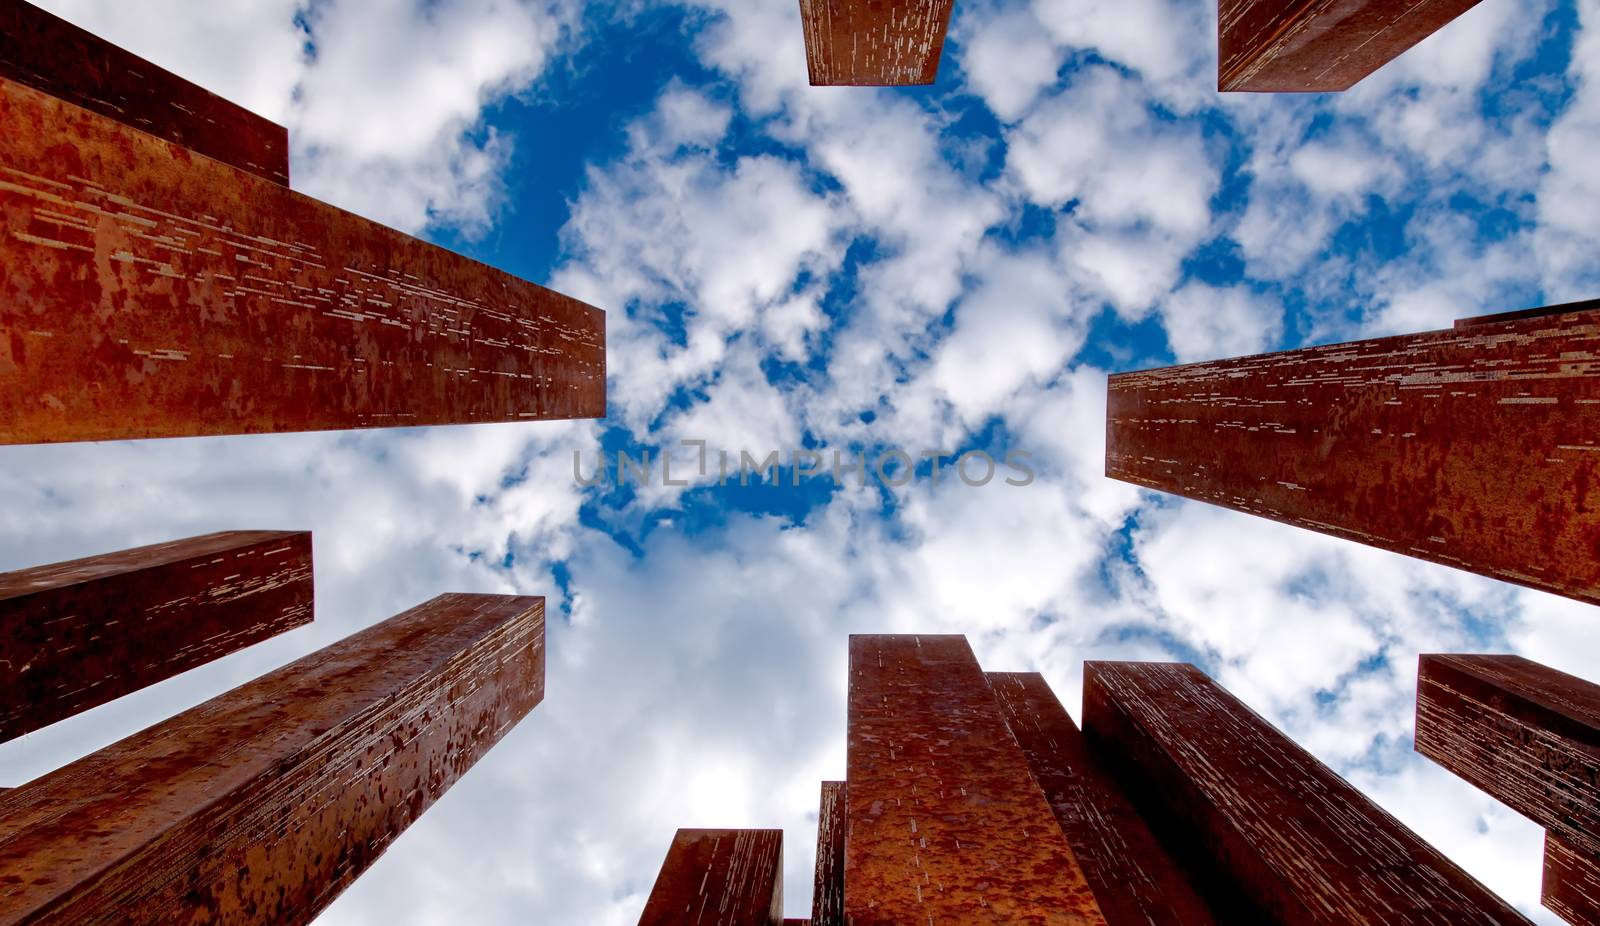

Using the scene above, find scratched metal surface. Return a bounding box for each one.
[1416,655,1600,856]
[810,781,844,926]
[1218,0,1483,91]
[844,635,1107,925]
[986,672,1219,926]
[1083,661,1530,925]
[0,530,312,744]
[1105,307,1600,607]
[637,828,784,926]
[0,0,289,184]
[1544,832,1600,926]
[797,0,954,86]
[0,77,606,445]
[0,593,545,926]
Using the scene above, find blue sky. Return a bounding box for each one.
[2,0,1599,923]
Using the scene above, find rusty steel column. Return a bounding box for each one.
[798,0,954,86]
[1083,661,1529,924]
[987,672,1218,925]
[637,829,784,926]
[810,781,844,926]
[0,0,289,184]
[1218,0,1484,91]
[1546,833,1600,926]
[0,530,312,743]
[0,75,605,445]
[845,635,1106,925]
[1105,305,1600,607]
[0,593,544,926]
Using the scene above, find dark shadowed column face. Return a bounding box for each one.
[797,0,955,86]
[810,781,844,926]
[0,530,313,742]
[1105,307,1600,607]
[637,828,784,926]
[844,635,1107,926]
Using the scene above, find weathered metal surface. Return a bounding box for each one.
[0,530,311,743]
[1105,307,1600,607]
[1218,0,1484,91]
[0,593,544,926]
[0,0,289,185]
[0,76,606,445]
[1415,655,1600,857]
[810,781,843,926]
[637,829,784,926]
[1455,299,1600,330]
[987,672,1218,925]
[844,635,1107,925]
[1545,832,1600,926]
[797,0,954,86]
[1083,660,1530,925]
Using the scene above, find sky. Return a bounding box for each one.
[1,0,1598,922]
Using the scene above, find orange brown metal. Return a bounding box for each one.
[1083,660,1530,925]
[1105,306,1600,607]
[1416,655,1600,856]
[0,76,605,445]
[0,593,544,926]
[987,672,1218,925]
[844,635,1107,925]
[637,829,784,926]
[0,0,289,184]
[0,530,312,744]
[1545,832,1600,926]
[810,781,843,926]
[1218,0,1484,92]
[798,0,954,86]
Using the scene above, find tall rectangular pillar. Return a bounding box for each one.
[810,781,844,926]
[987,672,1217,925]
[1083,661,1530,925]
[637,828,784,926]
[1105,305,1600,607]
[798,0,954,86]
[844,635,1107,925]
[0,75,605,445]
[1219,0,1484,91]
[1546,833,1600,926]
[0,530,312,743]
[0,593,544,926]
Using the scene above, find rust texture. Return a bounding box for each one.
[0,0,288,185]
[637,829,784,926]
[844,635,1107,925]
[0,529,311,744]
[1545,832,1600,926]
[797,0,954,86]
[1218,0,1484,91]
[987,672,1219,925]
[1455,298,1600,330]
[1415,655,1600,856]
[0,592,544,926]
[810,781,843,926]
[1105,307,1600,607]
[0,77,605,445]
[1083,661,1530,925]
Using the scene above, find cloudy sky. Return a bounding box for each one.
[2,0,1598,922]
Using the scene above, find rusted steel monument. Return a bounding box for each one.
[638,635,1528,924]
[1106,302,1600,607]
[0,0,605,445]
[798,0,954,86]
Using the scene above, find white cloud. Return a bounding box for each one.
[1159,281,1282,362]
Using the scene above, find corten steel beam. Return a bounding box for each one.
[810,781,843,926]
[1218,0,1484,92]
[1105,305,1600,607]
[1415,655,1600,857]
[0,76,605,445]
[845,635,1107,925]
[798,0,954,86]
[0,530,312,743]
[637,829,784,926]
[987,672,1218,925]
[0,0,289,185]
[0,592,544,926]
[1546,833,1600,926]
[1082,661,1530,925]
